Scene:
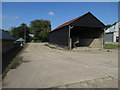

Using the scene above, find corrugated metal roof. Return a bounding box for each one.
[0,30,15,40]
[105,21,120,33]
[16,38,25,42]
[50,12,105,32]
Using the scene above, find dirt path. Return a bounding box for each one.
[3,43,118,88]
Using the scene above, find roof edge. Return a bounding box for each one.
[50,12,105,33]
[50,12,90,33]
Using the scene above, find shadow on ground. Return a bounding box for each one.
[2,45,23,73]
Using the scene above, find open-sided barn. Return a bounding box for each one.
[49,12,106,49]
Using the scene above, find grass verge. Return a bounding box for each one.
[45,44,70,50]
[104,44,120,49]
[45,44,57,49]
[2,56,23,78]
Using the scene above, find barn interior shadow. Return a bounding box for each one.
[71,26,104,49]
[73,38,94,48]
[2,45,23,73]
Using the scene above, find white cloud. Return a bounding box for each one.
[15,16,19,19]
[48,11,54,16]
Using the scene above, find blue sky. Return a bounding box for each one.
[2,2,118,30]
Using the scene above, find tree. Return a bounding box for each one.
[11,27,20,39]
[30,19,51,42]
[105,24,112,30]
[10,23,31,42]
[2,29,11,35]
[20,23,30,42]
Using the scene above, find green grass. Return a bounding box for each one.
[10,57,22,69]
[45,44,57,49]
[104,44,120,49]
[34,41,48,43]
[34,41,41,43]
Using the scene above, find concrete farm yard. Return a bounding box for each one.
[3,43,118,88]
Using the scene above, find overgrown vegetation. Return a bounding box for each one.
[34,41,41,43]
[45,44,57,49]
[45,44,70,50]
[10,57,22,69]
[104,44,120,49]
[2,56,22,78]
[2,44,28,78]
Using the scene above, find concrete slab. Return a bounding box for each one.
[2,43,118,88]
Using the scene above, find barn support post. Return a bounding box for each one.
[69,25,73,49]
[113,32,116,42]
[103,27,106,48]
[118,28,120,42]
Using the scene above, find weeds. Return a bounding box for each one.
[2,56,23,78]
[45,44,57,49]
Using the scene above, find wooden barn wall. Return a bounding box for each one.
[49,26,69,47]
[70,13,105,28]
[2,40,15,53]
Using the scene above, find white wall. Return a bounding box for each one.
[105,21,119,42]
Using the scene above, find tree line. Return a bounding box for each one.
[2,19,51,42]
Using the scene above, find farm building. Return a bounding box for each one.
[1,30,15,53]
[16,38,25,46]
[105,21,120,42]
[16,38,25,44]
[49,12,106,49]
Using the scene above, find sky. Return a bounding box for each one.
[2,2,118,30]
